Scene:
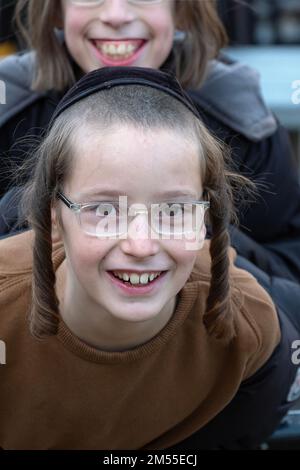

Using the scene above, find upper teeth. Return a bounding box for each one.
[97,42,137,57]
[113,271,162,285]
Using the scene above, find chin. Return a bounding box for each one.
[110,306,161,323]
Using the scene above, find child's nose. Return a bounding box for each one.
[119,213,160,257]
[98,0,136,28]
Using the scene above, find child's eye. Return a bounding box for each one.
[95,203,118,217]
[161,203,183,217]
[84,203,119,217]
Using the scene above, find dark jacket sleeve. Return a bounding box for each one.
[230,123,300,243]
[200,109,300,283]
[0,94,59,197]
[199,110,300,244]
[228,123,300,282]
[0,51,62,196]
[230,123,300,283]
[188,58,300,283]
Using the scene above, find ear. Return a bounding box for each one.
[51,206,63,243]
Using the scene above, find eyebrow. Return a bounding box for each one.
[78,189,199,199]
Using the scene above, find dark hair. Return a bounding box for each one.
[15,0,228,90]
[22,84,250,344]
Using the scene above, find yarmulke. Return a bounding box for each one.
[50,66,201,125]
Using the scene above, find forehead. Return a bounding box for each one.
[66,124,203,198]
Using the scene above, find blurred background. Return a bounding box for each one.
[219,0,300,45]
[218,0,300,174]
[0,0,18,57]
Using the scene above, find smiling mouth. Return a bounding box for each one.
[108,270,167,287]
[92,39,146,60]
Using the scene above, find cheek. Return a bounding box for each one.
[165,240,199,271]
[63,7,88,39]
[65,241,115,292]
[62,226,113,279]
[147,9,174,40]
[168,223,207,255]
[65,241,96,280]
[178,249,198,270]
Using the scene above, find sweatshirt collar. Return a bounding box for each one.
[56,280,199,365]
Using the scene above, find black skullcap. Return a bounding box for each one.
[50,66,201,125]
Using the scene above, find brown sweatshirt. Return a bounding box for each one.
[0,231,280,450]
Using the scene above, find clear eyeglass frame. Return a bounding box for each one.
[70,0,163,7]
[56,191,210,239]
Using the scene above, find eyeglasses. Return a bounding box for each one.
[70,0,163,7]
[57,192,210,239]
